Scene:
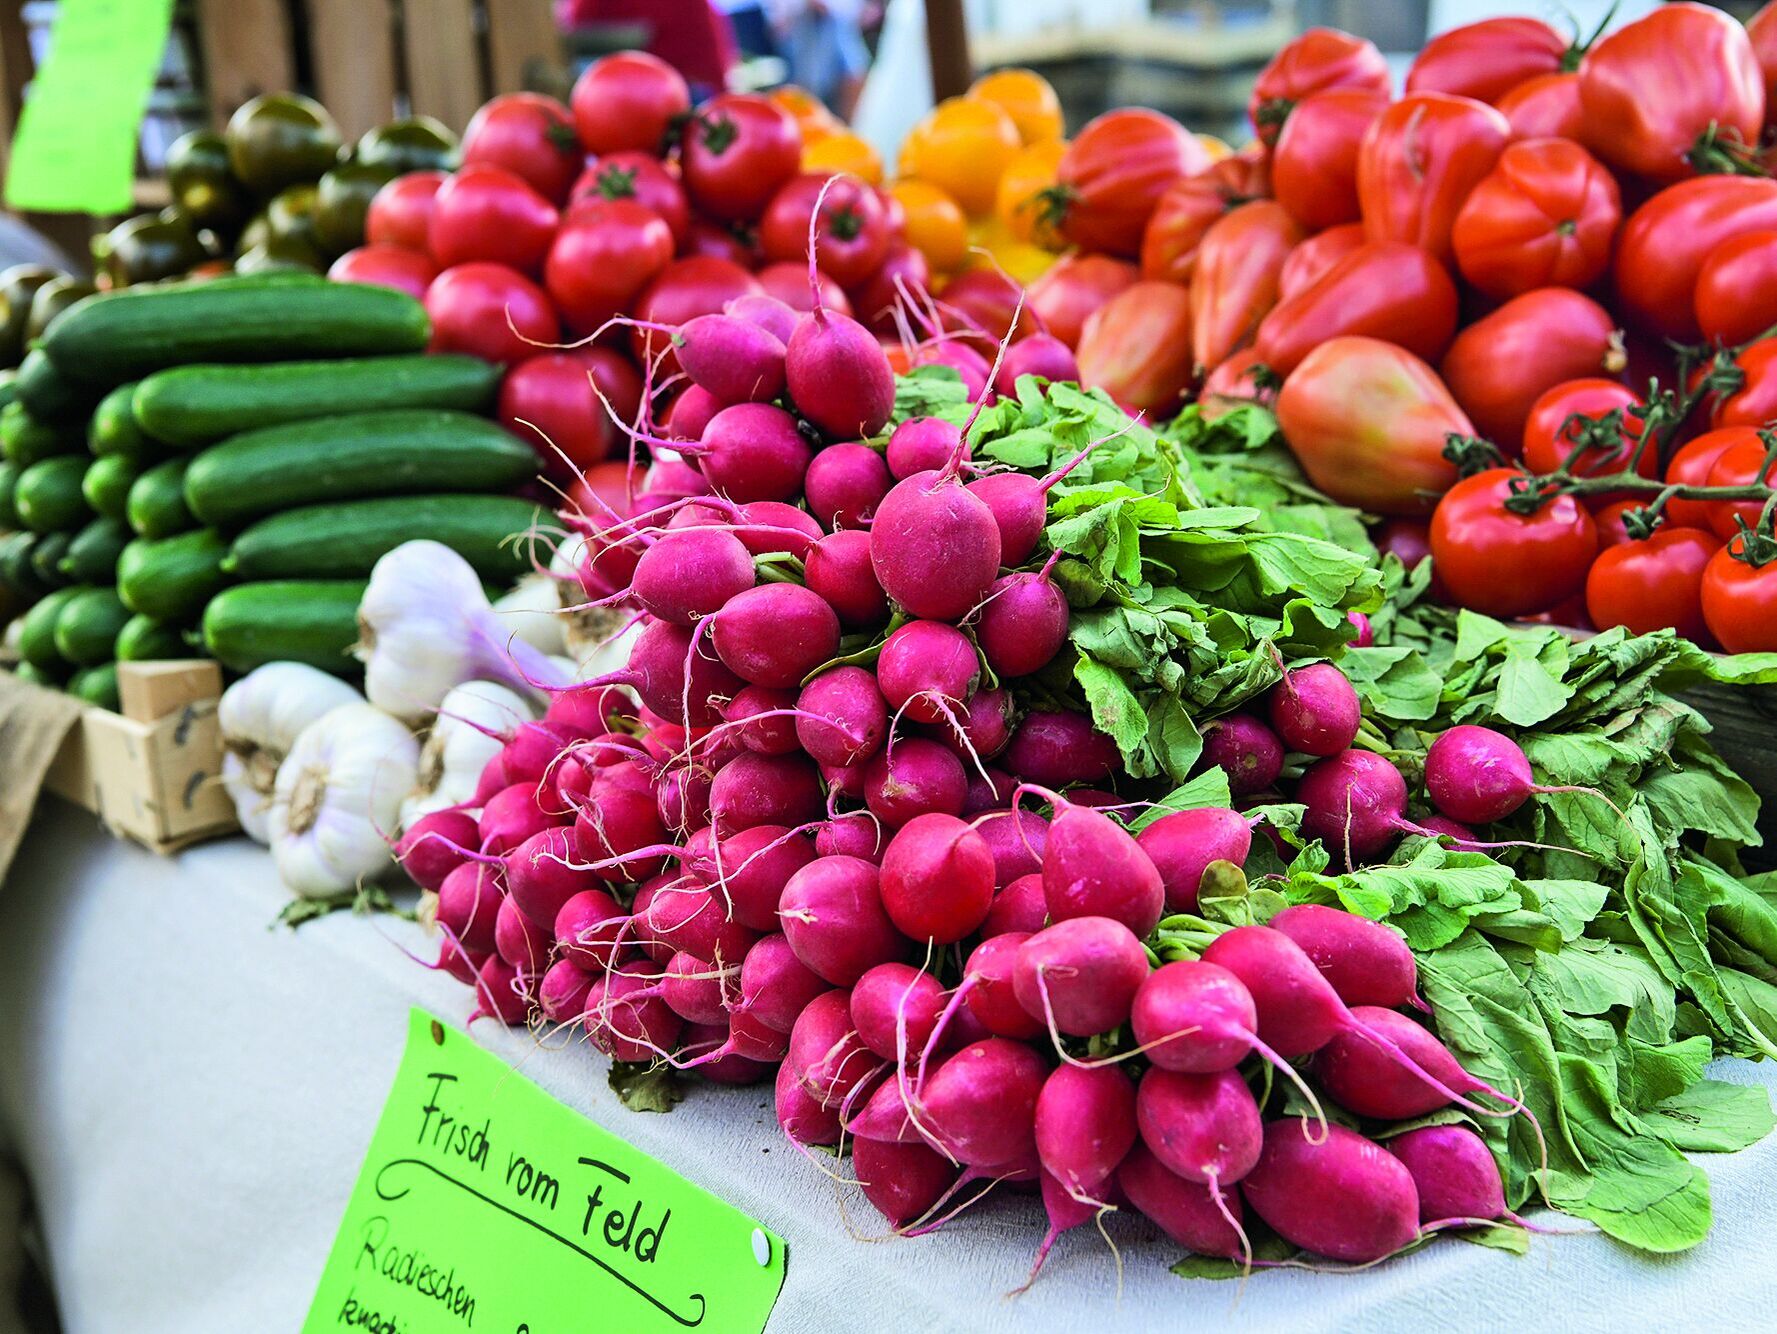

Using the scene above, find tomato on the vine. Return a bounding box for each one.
[1054,108,1209,258]
[1405,16,1569,106]
[570,51,690,156]
[1694,230,1777,348]
[1521,379,1648,477]
[1496,73,1583,140]
[462,92,582,206]
[1449,138,1620,300]
[681,94,802,223]
[1702,433,1777,541]
[1614,178,1777,340]
[1702,537,1777,652]
[1356,92,1511,265]
[1666,428,1755,528]
[1585,526,1719,640]
[1430,468,1598,616]
[1591,500,1641,549]
[1248,27,1390,146]
[1577,3,1764,184]
[759,173,889,288]
[569,152,690,245]
[1271,88,1388,233]
[1710,338,1777,430]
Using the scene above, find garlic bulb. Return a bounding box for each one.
[218,663,362,844]
[399,680,536,829]
[269,703,420,897]
[491,574,567,656]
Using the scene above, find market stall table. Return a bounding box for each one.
[5,798,1777,1333]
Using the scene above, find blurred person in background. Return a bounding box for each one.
[769,0,873,117]
[558,0,738,95]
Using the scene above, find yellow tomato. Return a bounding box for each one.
[889,178,969,273]
[1196,133,1232,162]
[963,218,1057,286]
[897,96,1020,216]
[769,85,839,144]
[969,67,1064,145]
[803,130,883,185]
[994,138,1066,249]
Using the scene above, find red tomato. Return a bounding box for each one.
[1439,288,1623,453]
[1248,27,1390,146]
[1277,224,1366,300]
[1449,138,1621,300]
[426,263,559,367]
[499,352,624,474]
[1702,537,1777,651]
[681,94,802,222]
[758,174,890,288]
[544,200,675,337]
[570,51,690,155]
[579,345,645,428]
[1751,2,1777,128]
[1710,338,1777,429]
[630,257,763,375]
[938,269,1034,347]
[846,244,927,333]
[1357,93,1512,265]
[759,261,851,317]
[1256,242,1457,378]
[1139,155,1268,286]
[326,243,437,301]
[1496,72,1584,140]
[1055,109,1210,258]
[678,219,758,267]
[1614,178,1777,340]
[427,165,559,275]
[1665,429,1749,528]
[1430,468,1598,615]
[366,171,446,251]
[1591,500,1641,549]
[568,460,639,526]
[1406,17,1568,105]
[1694,230,1777,347]
[1586,526,1719,640]
[462,92,582,206]
[569,152,689,245]
[1521,379,1649,478]
[1274,336,1469,515]
[1027,254,1138,350]
[1271,88,1389,233]
[1199,347,1276,420]
[1075,281,1195,414]
[1189,201,1304,372]
[1579,4,1764,183]
[1703,434,1777,540]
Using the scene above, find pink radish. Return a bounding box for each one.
[885,416,967,480]
[778,855,911,985]
[870,467,1002,620]
[853,1135,959,1227]
[880,813,996,944]
[642,882,758,965]
[1036,791,1165,938]
[734,931,829,1032]
[777,1058,842,1146]
[804,529,890,627]
[710,583,840,688]
[864,737,967,827]
[583,618,743,728]
[795,667,889,767]
[815,811,885,862]
[982,873,1049,937]
[672,312,786,403]
[726,292,800,344]
[683,1021,773,1085]
[1268,662,1361,757]
[438,861,503,953]
[963,932,1044,1039]
[495,892,553,972]
[708,751,823,836]
[917,1037,1048,1168]
[1200,712,1285,796]
[1386,1124,1508,1225]
[1296,749,1416,864]
[1134,1067,1262,1236]
[963,437,1103,566]
[584,962,683,1061]
[1270,903,1419,1010]
[1117,1142,1248,1258]
[630,526,756,626]
[877,620,980,724]
[1241,1120,1420,1264]
[975,807,1048,886]
[398,808,479,891]
[506,825,594,928]
[804,442,892,529]
[479,782,556,856]
[1136,807,1253,913]
[554,887,628,972]
[993,332,1078,396]
[668,385,722,441]
[722,685,801,756]
[538,957,594,1024]
[976,558,1069,679]
[693,402,813,502]
[1004,710,1120,787]
[1013,916,1149,1037]
[659,949,737,1025]
[470,954,533,1025]
[1035,1063,1138,1198]
[1313,1005,1515,1120]
[850,963,946,1060]
[1424,723,1598,824]
[963,765,1016,815]
[712,823,816,931]
[785,180,896,438]
[787,989,879,1107]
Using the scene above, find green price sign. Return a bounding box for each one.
[304,1010,787,1333]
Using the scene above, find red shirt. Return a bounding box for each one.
[558,0,737,91]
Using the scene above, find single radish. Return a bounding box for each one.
[983,873,1049,937]
[1241,1120,1420,1264]
[1200,713,1285,796]
[795,666,889,767]
[778,855,912,985]
[964,435,1105,565]
[864,737,968,827]
[398,808,479,891]
[974,807,1048,887]
[976,555,1069,678]
[787,989,879,1108]
[733,931,829,1032]
[880,813,996,944]
[805,529,891,627]
[1386,1124,1509,1225]
[709,583,840,688]
[804,442,892,529]
[1270,903,1419,1010]
[1134,1067,1262,1236]
[1013,916,1149,1037]
[494,891,553,972]
[1268,661,1361,757]
[877,620,980,725]
[1034,1063,1138,1199]
[916,1037,1048,1169]
[1423,723,1599,824]
[722,685,801,756]
[1313,1004,1519,1120]
[554,887,628,971]
[885,416,968,480]
[584,961,684,1061]
[437,861,503,953]
[1003,710,1120,787]
[659,949,738,1025]
[960,932,1044,1039]
[672,311,786,404]
[1135,807,1253,913]
[777,1058,843,1146]
[870,467,1002,620]
[922,686,1015,766]
[538,957,594,1024]
[1117,1142,1247,1258]
[1034,788,1165,938]
[710,823,816,931]
[994,332,1079,396]
[785,179,896,438]
[708,751,824,836]
[853,1135,959,1228]
[850,962,947,1061]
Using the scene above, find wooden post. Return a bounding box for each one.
[310,0,399,140]
[403,0,488,132]
[484,0,560,96]
[0,2,30,179]
[923,0,971,101]
[194,0,296,129]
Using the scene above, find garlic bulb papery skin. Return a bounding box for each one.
[491,574,568,656]
[218,662,363,845]
[269,703,421,897]
[399,680,536,829]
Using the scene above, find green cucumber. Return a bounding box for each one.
[225,494,541,581]
[90,381,161,459]
[118,529,229,622]
[1,401,70,466]
[18,585,82,669]
[0,459,18,528]
[15,346,97,421]
[69,662,120,710]
[201,580,366,674]
[14,455,92,533]
[59,515,130,583]
[135,355,502,446]
[42,274,428,384]
[126,456,194,538]
[186,410,536,528]
[116,612,189,662]
[15,660,59,688]
[82,454,142,522]
[54,586,130,666]
[27,532,73,588]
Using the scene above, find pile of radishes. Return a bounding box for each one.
[389,222,1558,1276]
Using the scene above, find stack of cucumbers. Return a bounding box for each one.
[1,271,543,701]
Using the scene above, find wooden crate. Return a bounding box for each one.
[42,659,238,854]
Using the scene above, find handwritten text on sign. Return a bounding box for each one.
[303,1010,786,1333]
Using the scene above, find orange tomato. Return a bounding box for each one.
[898,97,1021,216]
[889,178,970,273]
[962,217,1057,284]
[804,130,884,185]
[768,85,838,143]
[1197,133,1233,161]
[994,139,1067,247]
[968,68,1064,144]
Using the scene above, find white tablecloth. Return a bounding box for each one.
[5,798,1777,1333]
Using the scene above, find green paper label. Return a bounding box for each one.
[4,0,174,214]
[303,1010,787,1333]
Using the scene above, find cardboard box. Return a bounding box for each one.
[42,660,238,853]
